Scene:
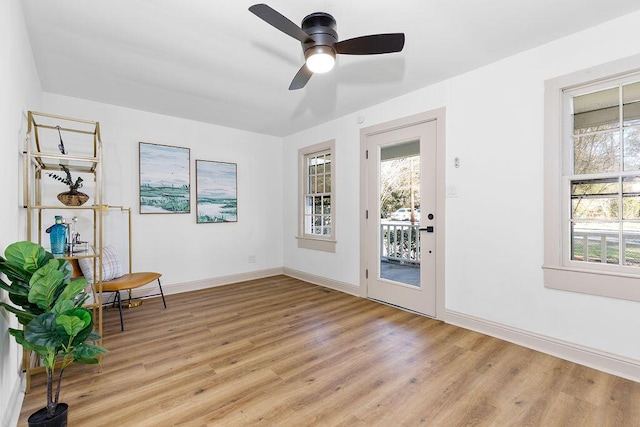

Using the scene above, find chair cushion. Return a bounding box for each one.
[101,272,162,292]
[78,245,124,283]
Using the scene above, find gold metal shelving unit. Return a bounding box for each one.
[22,111,104,392]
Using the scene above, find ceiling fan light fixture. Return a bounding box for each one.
[249,5,405,89]
[305,45,336,74]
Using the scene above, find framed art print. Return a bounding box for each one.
[139,142,190,214]
[196,160,237,223]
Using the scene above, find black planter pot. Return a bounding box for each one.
[27,403,68,427]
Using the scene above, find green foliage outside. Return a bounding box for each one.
[380,156,420,216]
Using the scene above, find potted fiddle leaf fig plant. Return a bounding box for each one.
[0,241,107,427]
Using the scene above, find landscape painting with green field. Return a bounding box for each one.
[196,160,237,223]
[139,142,190,214]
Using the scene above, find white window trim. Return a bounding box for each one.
[297,140,336,253]
[544,53,640,302]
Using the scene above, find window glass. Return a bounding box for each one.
[568,81,640,270]
[300,145,334,247]
[623,127,640,171]
[571,179,619,220]
[573,132,620,174]
[623,222,640,266]
[623,176,640,220]
[573,87,619,133]
[571,221,620,264]
[623,81,640,125]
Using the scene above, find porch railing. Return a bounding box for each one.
[573,229,640,265]
[380,223,420,265]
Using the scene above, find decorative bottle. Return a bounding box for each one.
[48,215,67,255]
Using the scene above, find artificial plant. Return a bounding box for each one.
[47,164,84,191]
[0,241,107,419]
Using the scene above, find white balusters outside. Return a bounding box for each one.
[380,223,421,265]
[572,229,640,265]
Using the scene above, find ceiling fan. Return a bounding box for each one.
[248,4,405,90]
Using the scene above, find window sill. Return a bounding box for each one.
[297,236,336,253]
[543,264,640,302]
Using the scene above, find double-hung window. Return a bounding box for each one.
[297,140,336,252]
[544,55,640,301]
[568,81,640,267]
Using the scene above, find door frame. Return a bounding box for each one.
[359,108,446,320]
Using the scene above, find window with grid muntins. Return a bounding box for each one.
[567,80,640,267]
[303,150,332,237]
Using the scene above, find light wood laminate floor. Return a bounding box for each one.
[18,275,640,426]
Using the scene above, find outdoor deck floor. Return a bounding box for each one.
[380,260,420,286]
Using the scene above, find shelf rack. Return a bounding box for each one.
[22,111,104,392]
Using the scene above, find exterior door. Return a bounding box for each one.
[365,120,437,316]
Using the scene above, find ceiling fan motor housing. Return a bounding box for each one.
[301,12,338,55]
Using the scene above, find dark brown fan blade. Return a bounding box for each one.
[335,33,405,55]
[289,64,313,90]
[249,4,312,43]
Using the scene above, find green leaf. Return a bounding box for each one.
[52,299,75,314]
[73,355,100,364]
[0,277,13,292]
[56,277,87,303]
[9,293,42,315]
[28,260,65,310]
[74,292,90,308]
[0,261,32,284]
[1,278,36,312]
[74,342,108,360]
[8,328,45,352]
[4,241,47,273]
[87,331,102,341]
[56,313,89,337]
[66,309,94,344]
[24,313,63,349]
[0,277,28,296]
[0,302,36,325]
[56,258,73,283]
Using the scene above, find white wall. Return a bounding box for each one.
[0,1,42,425]
[42,94,284,292]
[283,11,640,362]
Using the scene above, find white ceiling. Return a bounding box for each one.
[22,0,640,137]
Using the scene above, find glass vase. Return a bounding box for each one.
[49,216,67,255]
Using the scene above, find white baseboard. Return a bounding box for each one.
[3,374,25,427]
[128,267,285,299]
[445,309,640,383]
[282,267,360,296]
